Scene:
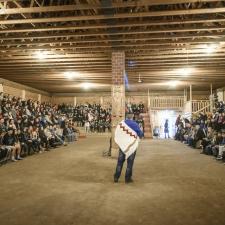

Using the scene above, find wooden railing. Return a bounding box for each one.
[149,96,184,109]
[192,100,211,113]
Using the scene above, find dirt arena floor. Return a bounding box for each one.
[0,136,225,225]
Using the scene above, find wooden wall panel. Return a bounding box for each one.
[76,96,100,105]
[192,95,210,100]
[25,90,39,101]
[3,85,22,98]
[126,96,148,107]
[51,96,74,105]
[102,96,111,108]
[41,95,51,103]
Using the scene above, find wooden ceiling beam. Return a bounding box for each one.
[0,40,222,53]
[1,55,225,63]
[1,17,225,34]
[2,71,225,77]
[0,38,216,47]
[0,59,224,66]
[2,52,225,63]
[2,69,225,74]
[1,57,225,66]
[2,67,225,74]
[1,29,225,41]
[2,47,225,59]
[0,53,110,59]
[0,58,110,63]
[2,77,224,83]
[1,7,225,25]
[1,1,225,92]
[0,1,220,15]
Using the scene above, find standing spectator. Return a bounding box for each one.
[84,120,90,133]
[164,119,170,139]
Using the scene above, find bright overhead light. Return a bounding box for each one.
[0,9,6,15]
[81,82,93,89]
[205,44,218,54]
[167,80,180,87]
[35,51,47,60]
[64,71,79,79]
[176,67,193,76]
[138,73,142,83]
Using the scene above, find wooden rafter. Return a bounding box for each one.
[0,0,225,93]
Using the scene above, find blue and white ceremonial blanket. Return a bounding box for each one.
[114,120,140,159]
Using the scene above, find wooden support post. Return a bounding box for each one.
[22,90,26,100]
[100,96,103,105]
[0,83,3,92]
[190,84,192,102]
[38,94,41,102]
[190,84,192,113]
[210,83,213,113]
[74,97,77,106]
[111,51,125,158]
[184,88,186,103]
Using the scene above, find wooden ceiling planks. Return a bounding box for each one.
[0,0,225,93]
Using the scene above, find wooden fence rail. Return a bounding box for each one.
[149,96,184,109]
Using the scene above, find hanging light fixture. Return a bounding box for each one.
[138,73,142,83]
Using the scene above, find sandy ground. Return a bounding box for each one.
[0,136,225,225]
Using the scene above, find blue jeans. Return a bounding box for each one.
[114,149,136,181]
[187,137,194,147]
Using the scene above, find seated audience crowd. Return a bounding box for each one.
[0,92,146,165]
[126,102,145,114]
[58,103,112,133]
[175,100,225,163]
[126,103,145,135]
[0,93,80,164]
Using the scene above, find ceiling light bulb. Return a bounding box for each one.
[183,68,192,76]
[0,9,6,15]
[205,44,218,54]
[82,82,93,89]
[177,67,193,76]
[167,80,180,87]
[138,73,142,83]
[64,71,79,79]
[35,51,47,60]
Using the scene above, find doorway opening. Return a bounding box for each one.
[151,110,181,138]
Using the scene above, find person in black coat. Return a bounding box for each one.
[2,128,22,161]
[193,125,206,148]
[17,129,29,156]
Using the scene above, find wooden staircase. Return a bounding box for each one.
[141,113,153,139]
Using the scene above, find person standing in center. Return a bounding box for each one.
[114,114,144,184]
